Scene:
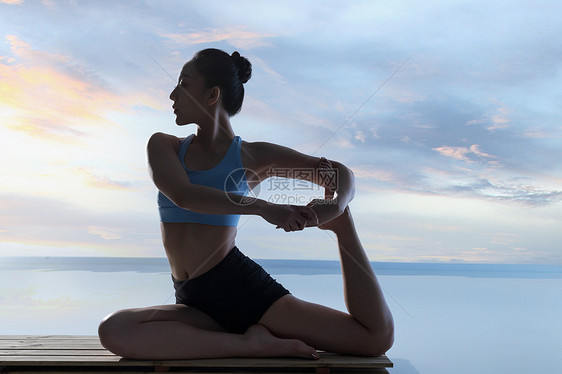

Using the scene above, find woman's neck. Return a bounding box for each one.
[193,114,235,151]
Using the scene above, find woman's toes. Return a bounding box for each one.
[245,324,318,360]
[289,339,319,360]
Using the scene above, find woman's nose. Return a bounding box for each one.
[170,86,178,101]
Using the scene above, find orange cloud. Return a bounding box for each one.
[0,35,127,142]
[72,167,134,191]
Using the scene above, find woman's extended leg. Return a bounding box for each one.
[258,206,394,356]
[98,304,318,360]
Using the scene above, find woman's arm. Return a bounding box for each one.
[251,142,356,225]
[147,132,317,231]
[325,159,355,210]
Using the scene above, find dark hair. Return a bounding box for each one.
[191,48,252,116]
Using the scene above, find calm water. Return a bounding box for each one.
[1,257,561,374]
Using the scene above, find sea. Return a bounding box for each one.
[1,257,561,374]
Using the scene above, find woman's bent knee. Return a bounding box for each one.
[352,319,394,357]
[366,322,394,357]
[98,309,137,356]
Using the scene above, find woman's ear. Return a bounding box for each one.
[207,86,221,106]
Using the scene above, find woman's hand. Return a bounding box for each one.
[259,157,341,231]
[306,198,342,227]
[260,203,319,232]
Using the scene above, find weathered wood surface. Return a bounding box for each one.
[0,335,392,373]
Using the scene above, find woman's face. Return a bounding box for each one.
[169,61,209,125]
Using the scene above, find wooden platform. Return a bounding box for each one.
[0,336,392,373]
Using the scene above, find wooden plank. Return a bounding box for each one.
[0,349,114,356]
[2,369,389,374]
[151,354,393,368]
[0,356,121,363]
[1,353,392,367]
[0,335,95,340]
[0,336,104,350]
[0,337,102,348]
[0,335,392,373]
[0,338,100,344]
[0,341,104,349]
[0,371,390,374]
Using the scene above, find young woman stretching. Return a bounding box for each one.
[98,49,394,360]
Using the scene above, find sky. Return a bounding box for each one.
[1,0,561,263]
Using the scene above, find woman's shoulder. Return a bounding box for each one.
[241,139,280,153]
[240,139,277,161]
[241,139,302,158]
[147,132,182,153]
[240,139,308,173]
[241,138,321,170]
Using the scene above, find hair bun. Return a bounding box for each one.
[231,51,252,84]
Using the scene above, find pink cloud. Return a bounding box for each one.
[433,144,496,162]
[433,145,471,161]
[161,28,274,49]
[469,144,495,158]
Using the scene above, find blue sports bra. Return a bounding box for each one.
[158,134,250,226]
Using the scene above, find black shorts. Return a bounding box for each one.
[173,246,290,334]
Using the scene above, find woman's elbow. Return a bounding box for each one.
[334,162,355,200]
[174,187,208,212]
[174,193,196,211]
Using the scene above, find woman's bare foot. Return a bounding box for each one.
[317,205,352,232]
[244,324,318,360]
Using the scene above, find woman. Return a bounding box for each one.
[98,49,394,360]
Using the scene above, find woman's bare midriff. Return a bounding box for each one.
[161,222,238,281]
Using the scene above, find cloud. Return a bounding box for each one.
[0,35,125,142]
[0,193,160,256]
[468,144,494,158]
[250,56,286,83]
[433,146,471,161]
[41,0,55,7]
[485,100,510,131]
[1,0,23,4]
[354,130,366,143]
[72,167,134,191]
[87,226,123,240]
[432,175,562,206]
[522,129,549,139]
[433,144,496,163]
[352,165,400,183]
[161,28,274,50]
[5,34,67,63]
[354,160,562,207]
[1,34,162,143]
